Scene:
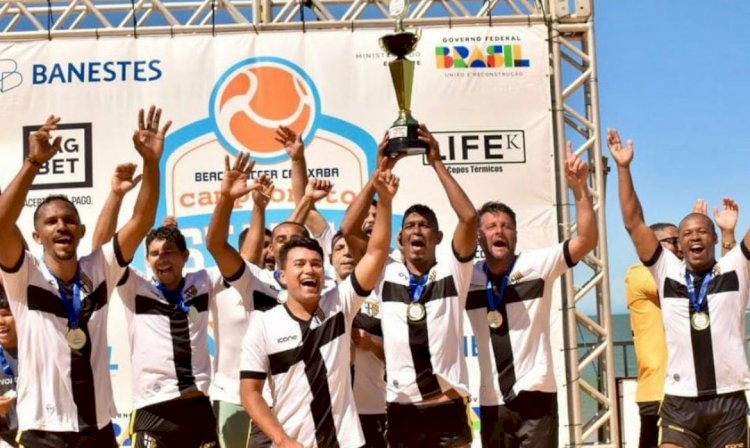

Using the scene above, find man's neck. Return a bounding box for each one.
[405,258,435,277]
[484,254,516,276]
[44,254,78,283]
[286,297,320,321]
[0,341,17,351]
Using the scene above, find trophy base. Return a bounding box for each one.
[386,124,429,157]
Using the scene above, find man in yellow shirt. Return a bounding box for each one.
[625,223,680,448]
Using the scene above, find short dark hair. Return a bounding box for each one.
[145,226,187,253]
[237,227,273,249]
[402,204,439,231]
[331,230,345,253]
[678,213,717,236]
[33,195,81,228]
[0,284,8,311]
[477,201,517,228]
[272,222,310,239]
[649,222,676,233]
[279,236,324,267]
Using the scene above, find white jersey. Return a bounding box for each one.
[117,268,225,410]
[351,295,386,415]
[211,264,280,405]
[240,274,369,448]
[0,242,127,432]
[466,242,574,406]
[377,247,473,404]
[646,243,750,397]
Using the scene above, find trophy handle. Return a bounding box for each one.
[413,27,422,43]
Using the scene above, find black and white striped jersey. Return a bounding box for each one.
[117,268,225,410]
[377,247,474,404]
[0,241,128,432]
[646,243,750,397]
[465,242,574,405]
[240,274,370,448]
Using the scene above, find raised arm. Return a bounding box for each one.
[418,124,477,259]
[0,116,62,268]
[91,164,142,251]
[115,107,171,261]
[207,153,258,278]
[353,168,398,291]
[608,129,658,262]
[239,175,274,265]
[287,178,333,226]
[564,142,598,262]
[713,197,739,256]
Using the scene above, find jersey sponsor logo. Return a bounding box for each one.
[277,335,298,343]
[22,122,93,190]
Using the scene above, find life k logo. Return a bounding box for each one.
[0,59,23,93]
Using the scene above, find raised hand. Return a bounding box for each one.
[305,178,333,202]
[564,141,590,191]
[275,126,304,161]
[252,174,274,211]
[111,163,142,196]
[714,197,739,233]
[162,216,178,228]
[376,131,405,169]
[221,152,257,200]
[417,124,442,167]
[607,128,633,168]
[132,105,172,163]
[693,198,708,216]
[28,115,62,165]
[373,168,400,202]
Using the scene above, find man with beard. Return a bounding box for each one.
[610,128,750,448]
[239,167,398,448]
[465,143,597,448]
[376,125,477,448]
[0,108,166,446]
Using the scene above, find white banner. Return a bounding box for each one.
[0,25,560,445]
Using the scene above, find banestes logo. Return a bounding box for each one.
[0,59,23,93]
[435,45,530,69]
[22,123,93,190]
[211,60,319,162]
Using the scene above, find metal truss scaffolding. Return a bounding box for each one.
[0,1,616,445]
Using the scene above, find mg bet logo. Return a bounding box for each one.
[22,123,93,190]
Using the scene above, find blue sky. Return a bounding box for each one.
[596,1,750,313]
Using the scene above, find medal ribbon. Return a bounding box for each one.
[155,278,188,313]
[685,270,713,313]
[483,258,516,312]
[51,267,83,329]
[0,349,13,377]
[408,272,429,304]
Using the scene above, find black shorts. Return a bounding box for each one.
[480,391,557,448]
[130,395,218,448]
[659,391,748,448]
[386,398,472,448]
[359,414,386,448]
[17,422,117,448]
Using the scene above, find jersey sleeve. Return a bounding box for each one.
[0,250,32,304]
[115,267,137,303]
[313,223,334,263]
[225,261,280,313]
[530,240,577,281]
[206,267,228,300]
[643,244,677,288]
[240,311,269,380]
[339,272,372,322]
[446,243,475,300]
[99,235,131,296]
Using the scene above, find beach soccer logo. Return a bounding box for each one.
[210,59,320,162]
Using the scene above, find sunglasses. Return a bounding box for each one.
[659,237,679,245]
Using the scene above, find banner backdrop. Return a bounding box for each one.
[0,25,564,445]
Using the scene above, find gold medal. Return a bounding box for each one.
[487,310,503,329]
[66,328,87,350]
[406,303,426,322]
[691,312,710,331]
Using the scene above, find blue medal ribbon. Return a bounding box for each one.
[685,269,714,313]
[408,272,429,304]
[483,258,517,312]
[274,270,287,290]
[51,267,83,329]
[155,278,189,313]
[0,349,13,377]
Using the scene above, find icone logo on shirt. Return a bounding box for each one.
[277,335,299,343]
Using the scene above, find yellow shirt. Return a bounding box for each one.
[625,263,667,403]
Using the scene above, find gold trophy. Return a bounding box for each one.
[380,0,428,157]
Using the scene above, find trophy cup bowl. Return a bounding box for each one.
[380,28,429,158]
